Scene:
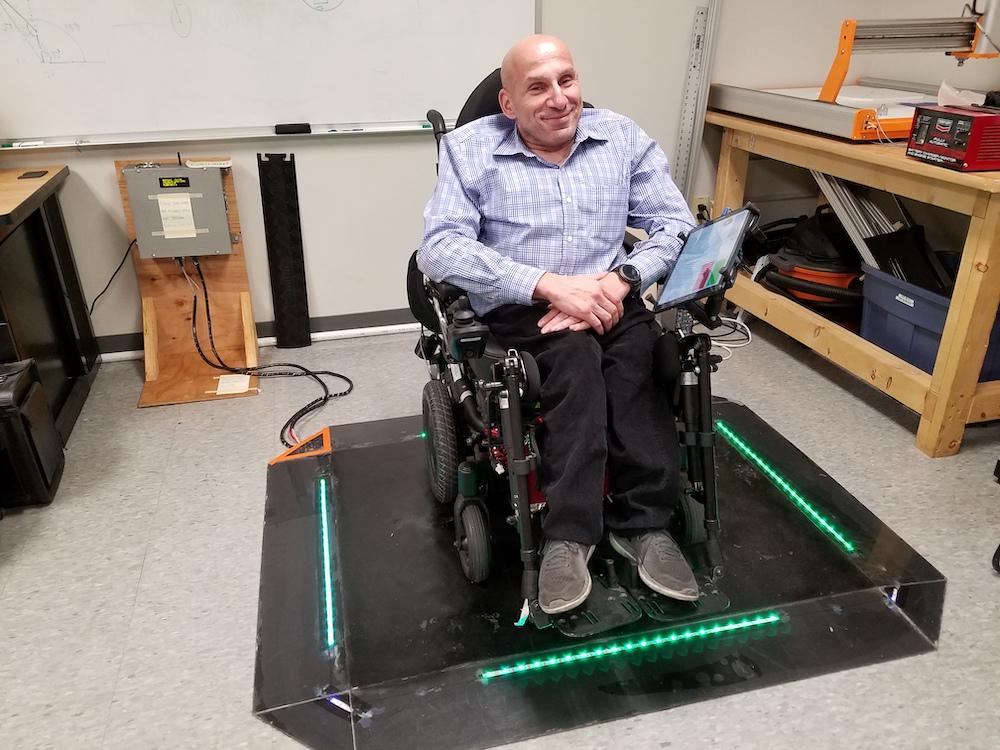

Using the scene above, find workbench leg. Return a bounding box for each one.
[917,195,1000,456]
[713,129,750,213]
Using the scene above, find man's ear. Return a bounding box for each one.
[498,89,516,120]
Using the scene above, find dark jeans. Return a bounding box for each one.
[484,297,680,546]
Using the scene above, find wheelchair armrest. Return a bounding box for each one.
[429,279,466,307]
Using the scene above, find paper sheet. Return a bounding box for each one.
[185,159,232,169]
[156,193,197,239]
[214,374,252,395]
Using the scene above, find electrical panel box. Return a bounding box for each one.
[122,164,233,258]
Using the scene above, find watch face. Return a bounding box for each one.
[620,264,640,284]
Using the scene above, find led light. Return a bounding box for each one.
[418,431,428,439]
[479,611,782,683]
[714,420,857,554]
[317,477,336,649]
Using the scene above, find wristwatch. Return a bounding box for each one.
[614,263,641,295]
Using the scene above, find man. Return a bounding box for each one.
[417,34,698,615]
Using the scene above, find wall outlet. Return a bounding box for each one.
[691,195,713,219]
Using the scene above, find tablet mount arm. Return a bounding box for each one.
[683,285,728,330]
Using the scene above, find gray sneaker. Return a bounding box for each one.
[538,540,595,614]
[609,530,699,601]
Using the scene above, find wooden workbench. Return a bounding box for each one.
[707,111,1000,457]
[0,165,69,227]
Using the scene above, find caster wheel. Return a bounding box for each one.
[679,490,708,546]
[458,502,491,583]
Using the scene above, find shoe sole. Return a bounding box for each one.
[609,533,700,602]
[540,545,595,615]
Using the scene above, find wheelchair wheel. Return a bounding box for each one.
[422,380,459,505]
[521,351,541,406]
[679,490,708,546]
[458,502,491,583]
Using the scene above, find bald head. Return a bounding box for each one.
[498,35,583,160]
[500,35,574,90]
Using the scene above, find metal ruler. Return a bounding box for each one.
[673,1,721,201]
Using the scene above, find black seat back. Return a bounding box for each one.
[456,69,504,127]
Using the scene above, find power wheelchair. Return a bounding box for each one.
[408,70,745,636]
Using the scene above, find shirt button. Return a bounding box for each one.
[566,236,573,242]
[565,197,572,203]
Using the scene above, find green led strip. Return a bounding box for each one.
[317,477,336,649]
[714,420,857,554]
[479,611,782,684]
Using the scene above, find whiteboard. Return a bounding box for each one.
[0,0,535,140]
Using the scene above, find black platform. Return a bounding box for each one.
[253,399,945,750]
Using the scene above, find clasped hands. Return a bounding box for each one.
[533,271,631,335]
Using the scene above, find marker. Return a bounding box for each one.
[421,122,432,128]
[13,140,44,148]
[0,143,11,148]
[328,128,363,132]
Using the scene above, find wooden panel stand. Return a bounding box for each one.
[708,111,1000,457]
[116,158,259,407]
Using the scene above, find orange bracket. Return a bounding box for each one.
[819,19,857,104]
[268,427,333,465]
[948,21,999,61]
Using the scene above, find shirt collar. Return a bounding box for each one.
[494,112,608,158]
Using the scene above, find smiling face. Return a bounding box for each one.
[498,35,582,158]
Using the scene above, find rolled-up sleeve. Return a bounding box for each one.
[624,124,696,291]
[417,136,544,307]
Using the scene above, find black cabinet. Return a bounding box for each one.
[0,165,99,444]
[0,359,64,508]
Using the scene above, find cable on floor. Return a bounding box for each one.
[177,256,353,447]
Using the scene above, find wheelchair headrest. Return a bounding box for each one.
[455,68,595,130]
[456,69,504,128]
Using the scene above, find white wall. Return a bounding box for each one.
[0,136,437,338]
[3,0,996,344]
[538,0,702,164]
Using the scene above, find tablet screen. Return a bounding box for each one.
[654,209,754,310]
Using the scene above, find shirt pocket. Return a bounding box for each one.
[488,168,562,237]
[577,175,629,245]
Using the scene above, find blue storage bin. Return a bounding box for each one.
[860,264,1000,381]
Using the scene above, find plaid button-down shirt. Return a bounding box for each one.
[417,108,695,316]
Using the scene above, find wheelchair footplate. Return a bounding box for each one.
[615,559,731,623]
[549,558,643,638]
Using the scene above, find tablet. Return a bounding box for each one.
[654,207,757,312]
